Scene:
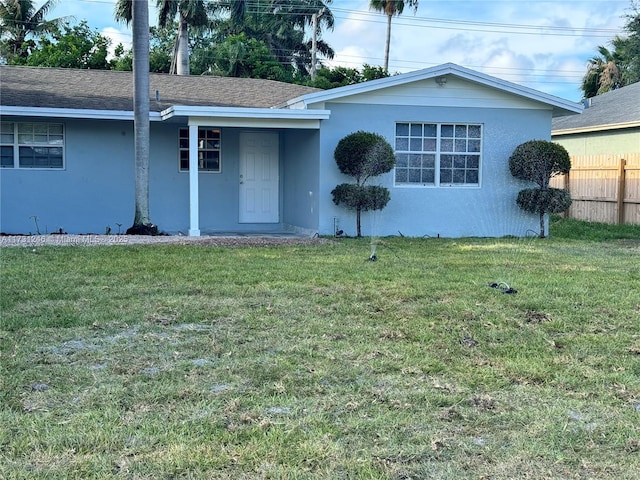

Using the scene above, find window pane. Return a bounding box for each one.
[467,155,479,169]
[468,139,481,152]
[441,139,453,152]
[409,154,422,168]
[395,153,408,168]
[467,170,479,184]
[455,125,467,137]
[423,154,435,168]
[454,156,466,168]
[454,139,467,152]
[440,169,452,183]
[1,145,14,167]
[441,125,453,137]
[396,123,409,136]
[409,138,422,151]
[49,124,63,135]
[395,169,408,183]
[395,138,409,150]
[441,154,453,169]
[422,169,435,184]
[423,138,436,151]
[410,124,422,136]
[452,169,466,183]
[408,168,421,182]
[468,125,481,138]
[1,122,14,143]
[424,124,436,137]
[19,146,62,168]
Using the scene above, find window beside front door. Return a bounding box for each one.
[394,122,482,187]
[179,127,221,172]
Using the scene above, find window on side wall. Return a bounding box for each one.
[0,122,64,169]
[394,122,481,187]
[179,127,221,173]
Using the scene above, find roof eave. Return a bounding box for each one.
[161,105,331,121]
[552,121,640,136]
[0,106,160,121]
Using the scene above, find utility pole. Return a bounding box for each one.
[310,8,325,80]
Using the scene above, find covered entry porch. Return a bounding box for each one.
[159,106,330,236]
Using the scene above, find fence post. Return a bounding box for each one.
[564,169,571,218]
[617,158,626,225]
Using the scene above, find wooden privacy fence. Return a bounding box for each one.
[550,153,640,225]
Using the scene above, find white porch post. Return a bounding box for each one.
[188,124,200,236]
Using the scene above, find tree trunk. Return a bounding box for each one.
[539,211,546,238]
[128,0,156,235]
[176,15,190,75]
[384,13,392,72]
[356,206,362,237]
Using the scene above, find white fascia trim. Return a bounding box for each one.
[161,105,330,122]
[281,62,583,115]
[0,106,163,121]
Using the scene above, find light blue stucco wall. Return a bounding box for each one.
[0,117,135,234]
[282,129,320,232]
[317,102,552,237]
[0,118,317,235]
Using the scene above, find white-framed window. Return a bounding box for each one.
[394,122,482,187]
[179,127,221,172]
[0,122,64,169]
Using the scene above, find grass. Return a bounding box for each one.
[1,218,639,479]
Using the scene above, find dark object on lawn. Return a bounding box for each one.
[368,254,378,262]
[126,223,159,235]
[488,282,517,294]
[460,336,479,347]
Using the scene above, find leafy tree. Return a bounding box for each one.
[14,21,112,69]
[205,33,293,81]
[306,63,390,89]
[509,140,572,238]
[331,131,395,237]
[112,24,180,73]
[581,1,640,97]
[210,0,334,77]
[369,0,418,72]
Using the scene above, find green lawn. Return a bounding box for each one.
[1,220,639,479]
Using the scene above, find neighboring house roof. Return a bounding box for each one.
[0,65,319,112]
[552,81,640,134]
[281,63,583,117]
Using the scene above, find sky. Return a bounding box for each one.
[45,0,632,102]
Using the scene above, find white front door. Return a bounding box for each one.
[239,132,279,223]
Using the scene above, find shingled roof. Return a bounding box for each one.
[552,81,640,133]
[0,66,320,112]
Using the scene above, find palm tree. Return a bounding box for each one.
[581,45,622,98]
[212,0,334,75]
[157,0,208,75]
[115,0,156,234]
[369,0,418,72]
[0,0,68,61]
